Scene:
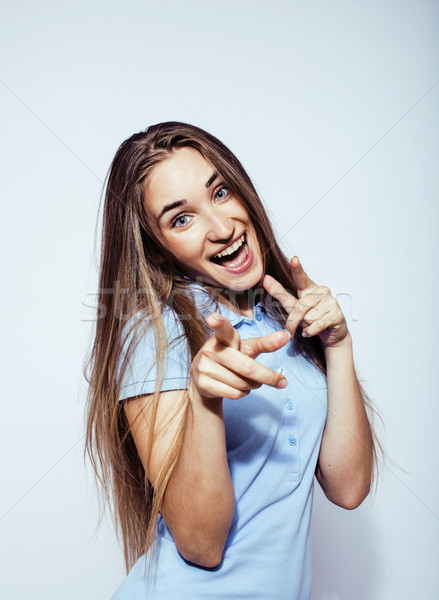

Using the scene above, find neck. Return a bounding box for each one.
[221,286,260,318]
[181,275,262,318]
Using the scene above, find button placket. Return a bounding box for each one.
[267,339,301,482]
[282,384,300,482]
[286,429,300,481]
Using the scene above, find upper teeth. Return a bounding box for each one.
[214,234,245,259]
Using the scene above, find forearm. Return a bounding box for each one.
[316,333,373,509]
[162,390,235,567]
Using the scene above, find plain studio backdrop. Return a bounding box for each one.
[1,1,438,598]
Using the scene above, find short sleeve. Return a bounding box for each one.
[117,307,190,402]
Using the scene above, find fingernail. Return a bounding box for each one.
[282,329,291,339]
[276,378,288,389]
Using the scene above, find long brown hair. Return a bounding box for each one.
[83,121,380,576]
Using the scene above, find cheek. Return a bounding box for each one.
[164,233,203,263]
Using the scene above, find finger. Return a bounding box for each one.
[299,298,333,326]
[262,274,296,313]
[195,374,253,400]
[241,328,291,359]
[201,360,263,392]
[206,313,240,350]
[290,256,316,292]
[302,312,338,337]
[285,293,323,338]
[208,347,288,389]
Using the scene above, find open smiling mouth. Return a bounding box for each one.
[209,233,252,271]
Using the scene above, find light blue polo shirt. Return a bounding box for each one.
[113,282,328,600]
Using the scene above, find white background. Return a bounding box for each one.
[1,1,438,598]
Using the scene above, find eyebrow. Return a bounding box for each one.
[205,171,219,189]
[157,199,187,221]
[157,171,219,221]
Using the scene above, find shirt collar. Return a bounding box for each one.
[181,277,265,328]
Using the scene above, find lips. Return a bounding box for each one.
[209,232,254,274]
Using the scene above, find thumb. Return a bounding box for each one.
[290,256,315,292]
[242,329,291,359]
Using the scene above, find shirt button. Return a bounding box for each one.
[255,313,262,322]
[285,400,294,410]
[288,436,297,447]
[277,367,285,376]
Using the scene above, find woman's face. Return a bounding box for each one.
[143,147,264,294]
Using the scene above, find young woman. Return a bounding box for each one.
[84,121,378,599]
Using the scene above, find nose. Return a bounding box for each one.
[206,208,235,243]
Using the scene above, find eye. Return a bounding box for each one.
[214,186,229,201]
[171,214,191,228]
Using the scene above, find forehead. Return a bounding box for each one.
[143,147,214,208]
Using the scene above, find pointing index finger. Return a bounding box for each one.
[262,274,296,313]
[206,313,240,350]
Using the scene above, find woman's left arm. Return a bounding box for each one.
[317,335,373,509]
[263,257,373,510]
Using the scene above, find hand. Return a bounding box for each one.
[262,256,350,350]
[189,313,290,404]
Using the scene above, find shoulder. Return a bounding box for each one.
[117,305,192,401]
[119,281,217,360]
[120,304,185,355]
[181,280,219,317]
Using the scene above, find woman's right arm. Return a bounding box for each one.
[124,315,290,568]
